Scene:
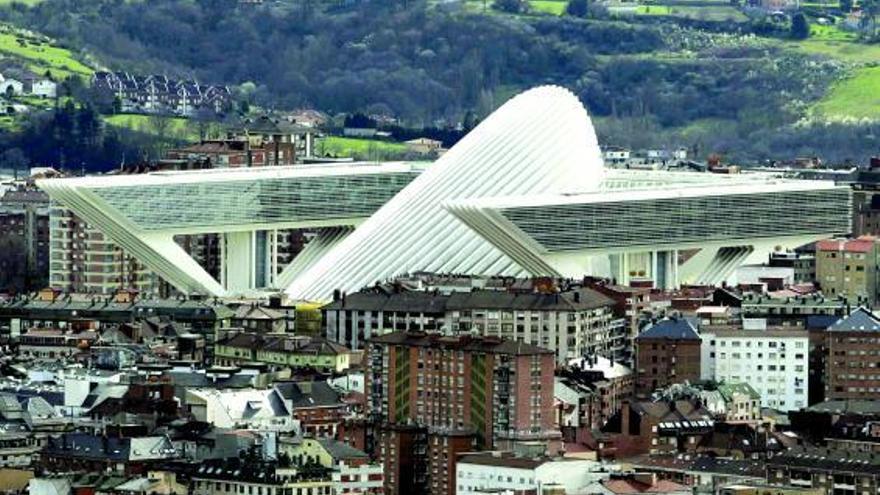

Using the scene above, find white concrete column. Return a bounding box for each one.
[224,231,255,293]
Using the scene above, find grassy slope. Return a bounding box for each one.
[102,113,198,140]
[315,136,407,158]
[530,0,566,15]
[0,28,93,80]
[812,66,880,119]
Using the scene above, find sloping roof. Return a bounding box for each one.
[316,438,368,460]
[274,381,344,409]
[718,382,761,401]
[636,318,700,341]
[828,307,880,332]
[603,478,689,494]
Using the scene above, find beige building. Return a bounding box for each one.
[49,206,158,295]
[816,236,880,307]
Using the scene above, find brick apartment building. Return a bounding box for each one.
[825,307,880,400]
[766,448,880,495]
[634,318,702,398]
[366,331,560,495]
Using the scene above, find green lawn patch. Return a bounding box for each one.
[316,136,407,159]
[102,113,197,139]
[0,29,93,79]
[793,38,880,63]
[812,66,880,120]
[529,0,567,15]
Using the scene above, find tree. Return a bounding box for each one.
[566,0,589,17]
[790,12,810,39]
[492,0,527,13]
[840,0,852,13]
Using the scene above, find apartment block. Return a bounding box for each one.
[324,283,625,364]
[634,318,702,398]
[825,307,880,400]
[701,327,809,411]
[366,331,560,495]
[816,237,880,307]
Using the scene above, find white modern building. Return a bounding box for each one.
[455,453,610,495]
[701,328,809,411]
[38,86,852,301]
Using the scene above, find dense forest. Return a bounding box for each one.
[0,0,876,162]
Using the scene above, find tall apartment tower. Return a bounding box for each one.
[366,332,560,495]
[49,206,158,295]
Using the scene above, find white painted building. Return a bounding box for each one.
[184,388,300,432]
[701,328,809,411]
[455,453,610,495]
[26,79,57,98]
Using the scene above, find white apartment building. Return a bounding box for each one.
[455,453,609,495]
[701,328,809,411]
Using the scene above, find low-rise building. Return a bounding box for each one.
[214,332,351,372]
[455,452,609,495]
[766,448,880,495]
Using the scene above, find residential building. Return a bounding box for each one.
[768,250,816,285]
[24,78,56,98]
[0,186,50,291]
[214,332,351,372]
[740,293,847,327]
[816,237,880,306]
[189,461,333,495]
[701,327,809,411]
[634,318,702,398]
[556,356,634,437]
[405,138,444,155]
[455,452,609,495]
[766,448,880,495]
[274,381,349,437]
[323,284,625,364]
[280,437,383,494]
[595,399,715,459]
[92,72,231,116]
[716,382,762,422]
[41,433,178,476]
[183,387,299,432]
[825,307,880,400]
[366,331,560,495]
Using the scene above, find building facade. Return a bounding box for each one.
[825,307,880,400]
[816,237,880,307]
[366,332,560,495]
[701,328,809,411]
[634,319,702,398]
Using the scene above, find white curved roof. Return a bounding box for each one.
[285,85,604,300]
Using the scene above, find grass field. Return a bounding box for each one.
[610,3,747,20]
[0,29,93,79]
[812,66,880,120]
[316,136,407,159]
[102,113,197,139]
[529,0,566,15]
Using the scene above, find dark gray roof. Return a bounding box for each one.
[323,287,614,313]
[369,331,552,356]
[274,381,344,409]
[316,438,368,460]
[827,307,880,332]
[807,399,880,415]
[636,318,700,341]
[768,448,880,474]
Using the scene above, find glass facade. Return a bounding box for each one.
[89,171,420,231]
[503,187,852,251]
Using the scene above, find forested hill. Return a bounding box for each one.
[0,0,877,162]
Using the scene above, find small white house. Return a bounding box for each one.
[0,77,23,96]
[26,79,57,98]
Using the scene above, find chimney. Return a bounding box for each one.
[574,291,581,304]
[621,400,631,435]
